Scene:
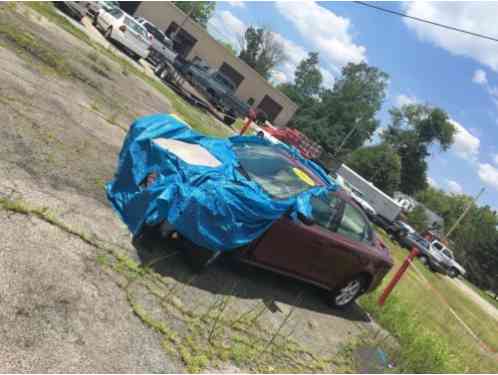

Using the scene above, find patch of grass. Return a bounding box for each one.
[359,232,498,373]
[0,25,71,76]
[26,2,92,45]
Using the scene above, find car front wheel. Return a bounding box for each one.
[328,276,366,309]
[448,268,459,278]
[419,255,428,265]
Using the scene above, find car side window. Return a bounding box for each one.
[311,194,341,230]
[337,203,370,243]
[108,8,123,18]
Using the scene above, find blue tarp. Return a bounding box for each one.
[106,114,338,251]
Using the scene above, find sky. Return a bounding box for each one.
[206,1,498,210]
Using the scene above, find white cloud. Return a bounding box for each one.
[447,180,463,194]
[275,1,366,71]
[228,1,245,8]
[207,11,246,52]
[478,163,498,190]
[427,176,439,188]
[208,7,336,90]
[472,69,488,85]
[271,32,335,88]
[403,3,498,71]
[449,119,480,161]
[395,94,418,107]
[270,70,287,85]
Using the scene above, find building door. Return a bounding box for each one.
[165,22,197,57]
[118,1,141,14]
[257,95,283,123]
[218,62,244,89]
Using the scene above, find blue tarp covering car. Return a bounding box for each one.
[106,114,337,251]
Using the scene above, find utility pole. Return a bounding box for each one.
[445,187,485,239]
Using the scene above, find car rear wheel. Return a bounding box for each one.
[328,275,367,309]
[104,27,112,40]
[93,14,98,27]
[448,268,459,278]
[419,255,428,265]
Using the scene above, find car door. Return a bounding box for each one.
[322,201,374,287]
[249,193,342,282]
[124,18,149,57]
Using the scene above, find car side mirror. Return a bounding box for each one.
[297,212,315,226]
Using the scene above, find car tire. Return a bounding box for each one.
[448,268,459,278]
[328,275,367,309]
[223,114,236,126]
[104,26,112,40]
[93,14,98,27]
[419,255,428,265]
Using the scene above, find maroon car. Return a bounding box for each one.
[174,143,393,308]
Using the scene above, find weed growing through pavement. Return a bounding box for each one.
[0,196,341,373]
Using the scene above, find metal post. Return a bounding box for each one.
[378,246,420,305]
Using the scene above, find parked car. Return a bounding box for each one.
[387,219,416,242]
[398,233,466,278]
[95,8,150,60]
[181,62,251,125]
[58,2,87,22]
[430,240,466,278]
[84,0,119,18]
[108,115,393,309]
[134,17,177,67]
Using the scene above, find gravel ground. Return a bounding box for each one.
[0,4,385,373]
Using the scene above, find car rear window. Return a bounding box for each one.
[124,16,147,38]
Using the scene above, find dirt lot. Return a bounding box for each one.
[0,4,388,373]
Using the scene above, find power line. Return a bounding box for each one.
[354,1,498,43]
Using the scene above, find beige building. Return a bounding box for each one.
[121,2,298,127]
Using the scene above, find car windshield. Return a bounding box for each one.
[411,234,430,248]
[442,249,454,259]
[233,143,322,199]
[101,1,119,9]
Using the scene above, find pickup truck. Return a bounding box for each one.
[399,233,466,278]
[134,17,177,67]
[181,63,251,125]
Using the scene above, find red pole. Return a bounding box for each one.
[378,247,420,306]
[239,109,257,135]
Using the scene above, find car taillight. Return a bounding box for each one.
[119,25,127,32]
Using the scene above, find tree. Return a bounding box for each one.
[278,52,322,120]
[293,62,389,158]
[405,205,429,233]
[416,186,498,292]
[238,26,287,79]
[382,104,456,195]
[173,2,216,28]
[294,52,322,98]
[347,144,401,195]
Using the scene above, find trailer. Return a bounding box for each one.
[337,164,402,223]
